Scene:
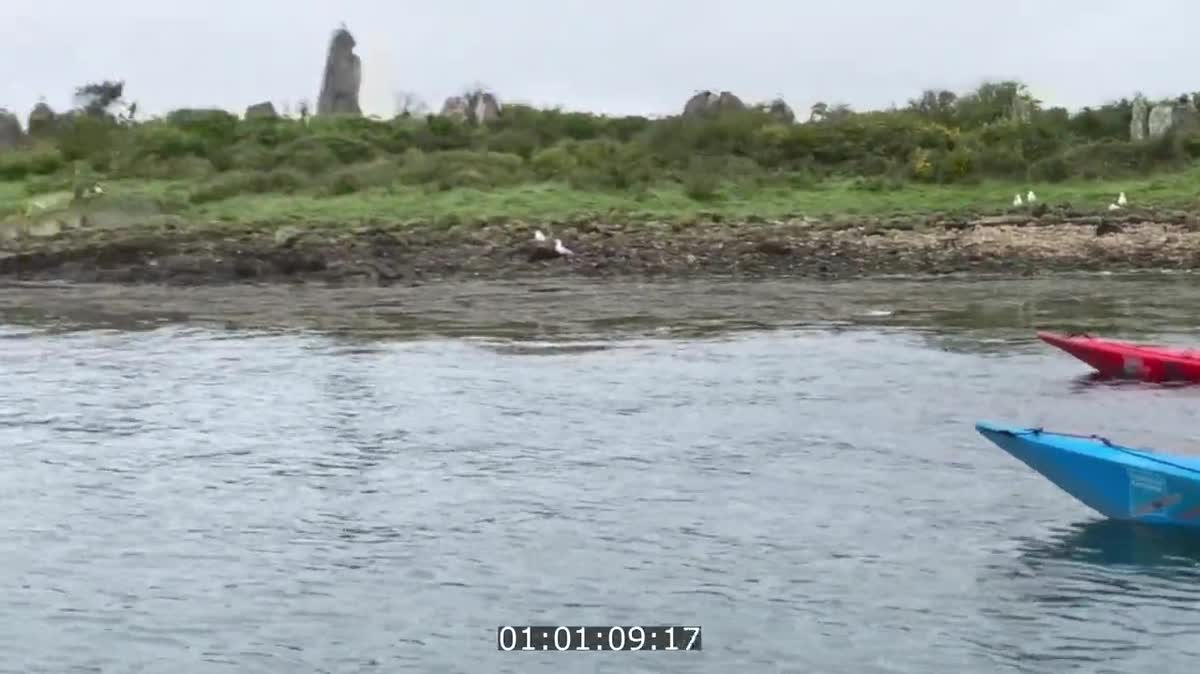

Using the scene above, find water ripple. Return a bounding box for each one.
[4,279,1200,672]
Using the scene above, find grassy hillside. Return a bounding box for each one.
[2,80,1199,225]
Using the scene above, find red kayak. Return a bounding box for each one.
[1037,331,1200,381]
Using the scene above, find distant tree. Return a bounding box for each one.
[954,81,1038,128]
[907,89,958,125]
[73,80,126,117]
[394,91,429,118]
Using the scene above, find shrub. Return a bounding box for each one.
[396,149,528,190]
[319,159,401,196]
[0,147,66,180]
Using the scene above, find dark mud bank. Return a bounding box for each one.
[2,213,1199,285]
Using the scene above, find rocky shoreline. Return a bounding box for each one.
[2,208,1199,285]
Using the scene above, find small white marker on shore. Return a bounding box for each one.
[1013,193,1023,207]
[1026,190,1036,203]
[1117,192,1128,206]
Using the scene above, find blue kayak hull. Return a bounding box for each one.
[975,421,1200,529]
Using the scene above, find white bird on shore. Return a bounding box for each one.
[1026,190,1036,203]
[1013,193,1023,207]
[1117,192,1128,206]
[1108,202,1121,211]
[554,239,574,256]
[533,229,546,242]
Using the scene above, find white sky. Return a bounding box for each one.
[2,0,1194,124]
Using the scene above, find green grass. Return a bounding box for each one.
[3,166,1200,230]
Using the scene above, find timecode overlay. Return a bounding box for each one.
[497,625,702,652]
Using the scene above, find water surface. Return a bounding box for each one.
[3,273,1200,673]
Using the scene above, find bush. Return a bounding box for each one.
[1029,156,1071,183]
[0,147,66,180]
[320,159,401,196]
[682,157,723,201]
[529,145,578,180]
[396,149,528,190]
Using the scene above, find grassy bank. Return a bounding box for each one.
[4,170,1200,230]
[2,79,1200,230]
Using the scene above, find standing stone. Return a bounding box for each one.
[244,101,279,120]
[1130,95,1149,141]
[1148,103,1176,138]
[440,96,469,121]
[440,89,502,124]
[682,90,746,118]
[469,91,501,123]
[0,110,23,151]
[27,102,57,139]
[317,26,362,116]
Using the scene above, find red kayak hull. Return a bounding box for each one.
[1037,331,1200,381]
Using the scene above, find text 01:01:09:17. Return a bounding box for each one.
[497,625,702,651]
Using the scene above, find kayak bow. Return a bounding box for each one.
[976,420,1200,528]
[1037,331,1200,381]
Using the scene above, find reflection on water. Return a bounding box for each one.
[4,272,1200,345]
[976,519,1200,670]
[1023,519,1200,570]
[5,273,1200,672]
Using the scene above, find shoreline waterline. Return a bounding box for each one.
[2,208,1199,285]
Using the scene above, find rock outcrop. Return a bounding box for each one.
[440,89,502,124]
[317,26,362,116]
[244,101,279,120]
[27,102,57,139]
[682,90,746,118]
[0,110,23,151]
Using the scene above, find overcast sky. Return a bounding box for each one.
[2,0,1195,124]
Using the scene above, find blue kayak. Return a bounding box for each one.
[975,421,1200,529]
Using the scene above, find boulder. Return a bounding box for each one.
[682,90,746,118]
[317,26,362,116]
[244,101,279,120]
[0,110,23,151]
[27,102,57,139]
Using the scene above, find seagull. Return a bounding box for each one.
[1108,202,1121,211]
[1117,192,1127,206]
[533,229,546,242]
[554,239,574,256]
[1013,193,1023,207]
[1026,190,1036,203]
